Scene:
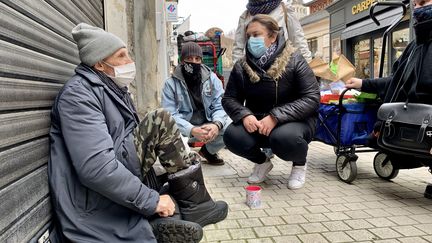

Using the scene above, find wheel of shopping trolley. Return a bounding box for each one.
[373,152,399,180]
[336,154,358,183]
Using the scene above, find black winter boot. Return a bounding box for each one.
[168,161,228,227]
[149,198,203,243]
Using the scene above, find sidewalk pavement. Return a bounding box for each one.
[200,142,432,243]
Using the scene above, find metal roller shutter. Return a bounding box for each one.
[0,0,104,241]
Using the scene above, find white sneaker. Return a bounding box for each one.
[288,164,307,190]
[247,160,273,184]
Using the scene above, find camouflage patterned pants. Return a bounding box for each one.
[135,108,193,175]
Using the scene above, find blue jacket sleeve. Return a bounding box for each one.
[57,84,159,217]
[161,78,195,136]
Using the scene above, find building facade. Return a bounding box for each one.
[326,0,411,79]
[300,0,333,62]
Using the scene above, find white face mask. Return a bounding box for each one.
[103,61,136,88]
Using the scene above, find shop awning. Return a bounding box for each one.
[340,8,404,40]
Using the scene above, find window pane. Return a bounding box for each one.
[353,39,371,79]
[373,37,388,78]
[392,28,409,63]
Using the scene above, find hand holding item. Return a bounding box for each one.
[155,194,175,217]
[345,77,363,89]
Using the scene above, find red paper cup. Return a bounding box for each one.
[245,185,262,208]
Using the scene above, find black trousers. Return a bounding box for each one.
[223,121,313,166]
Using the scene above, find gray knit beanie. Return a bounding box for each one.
[181,42,203,60]
[71,23,126,66]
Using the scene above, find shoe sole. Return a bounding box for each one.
[153,220,203,243]
[247,163,274,184]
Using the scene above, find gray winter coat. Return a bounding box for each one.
[48,64,159,242]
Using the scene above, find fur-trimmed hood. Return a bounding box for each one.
[241,36,295,83]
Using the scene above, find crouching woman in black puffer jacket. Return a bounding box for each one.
[222,14,319,189]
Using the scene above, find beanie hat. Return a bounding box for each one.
[71,23,126,66]
[181,42,203,60]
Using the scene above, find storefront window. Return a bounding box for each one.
[307,38,318,58]
[392,28,409,63]
[353,39,371,79]
[373,37,388,78]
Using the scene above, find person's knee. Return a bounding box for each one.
[223,124,250,150]
[270,133,308,161]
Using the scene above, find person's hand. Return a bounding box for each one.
[200,123,219,142]
[345,78,363,89]
[242,115,262,133]
[155,195,175,218]
[191,127,209,142]
[258,115,277,136]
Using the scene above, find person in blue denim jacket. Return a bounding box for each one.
[162,42,231,165]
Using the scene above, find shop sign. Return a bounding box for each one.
[166,1,178,22]
[351,0,376,15]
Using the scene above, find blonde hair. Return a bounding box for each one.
[246,14,279,38]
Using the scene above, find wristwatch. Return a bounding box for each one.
[212,121,223,131]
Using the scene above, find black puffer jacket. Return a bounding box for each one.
[222,34,320,132]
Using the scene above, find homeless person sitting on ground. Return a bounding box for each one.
[48,23,228,243]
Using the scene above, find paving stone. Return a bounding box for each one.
[276,224,305,235]
[227,211,247,219]
[322,231,354,242]
[324,212,350,220]
[204,229,232,241]
[247,238,274,243]
[199,146,432,242]
[303,213,329,222]
[229,228,256,239]
[243,209,268,218]
[422,235,432,242]
[413,223,432,234]
[260,216,285,226]
[392,225,426,237]
[364,208,392,217]
[253,226,281,237]
[283,206,308,215]
[387,216,420,226]
[366,218,397,227]
[237,218,264,228]
[369,227,402,239]
[297,233,329,243]
[324,203,350,212]
[281,214,308,224]
[272,235,301,243]
[322,220,352,231]
[220,240,246,243]
[398,236,430,243]
[409,214,432,223]
[344,210,371,219]
[216,219,241,229]
[345,219,374,229]
[346,229,378,241]
[305,205,330,213]
[300,222,329,233]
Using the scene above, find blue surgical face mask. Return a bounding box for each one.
[413,4,432,23]
[247,36,267,58]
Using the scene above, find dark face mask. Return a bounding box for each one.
[413,4,432,44]
[413,4,432,23]
[181,61,201,83]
